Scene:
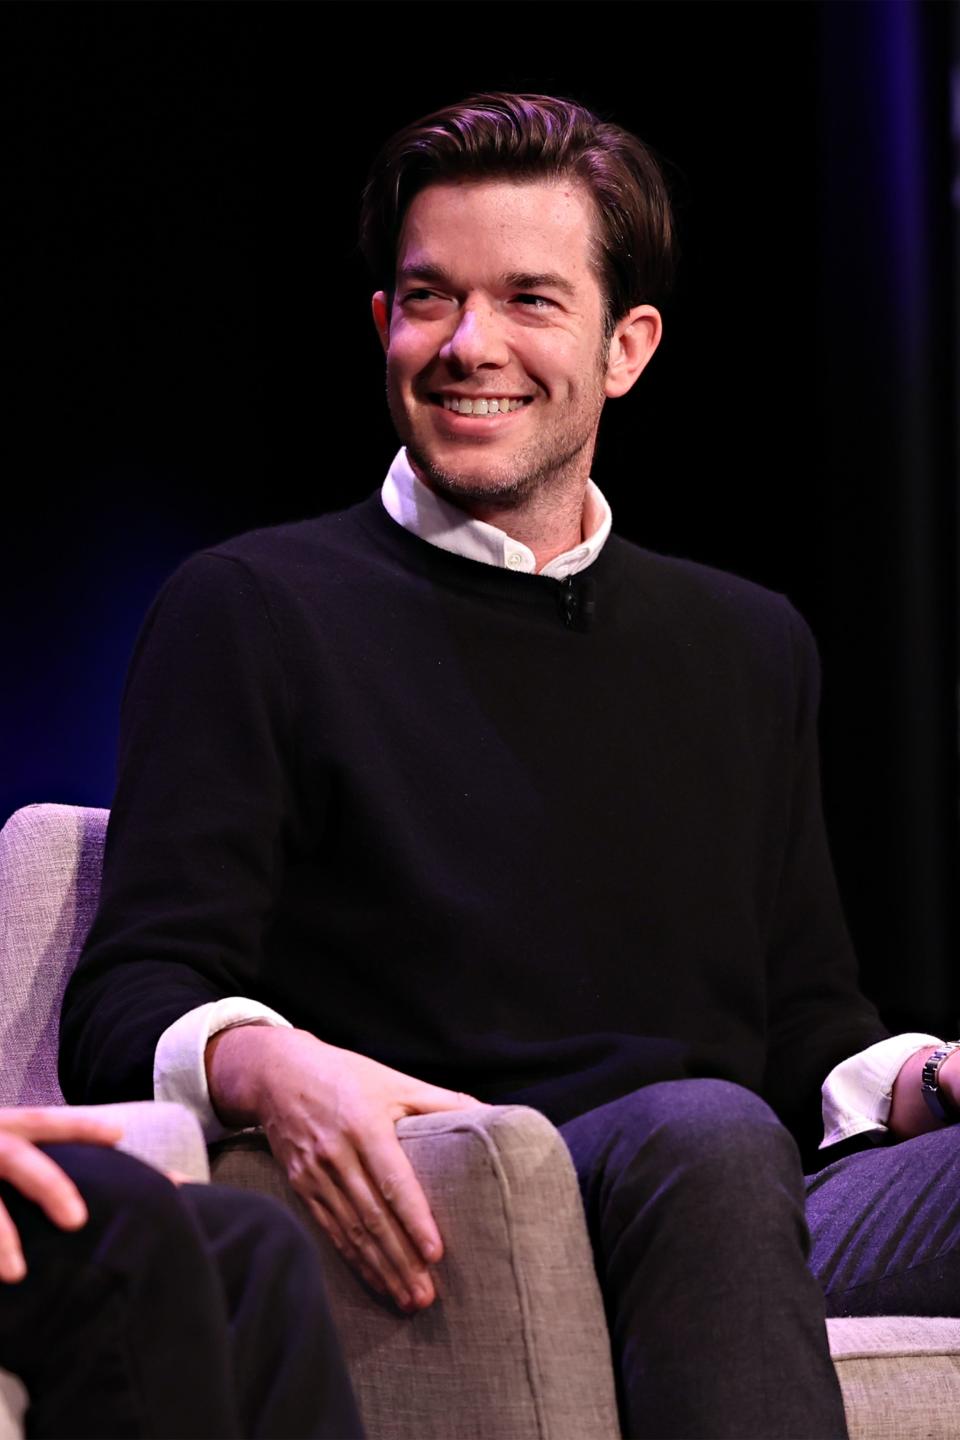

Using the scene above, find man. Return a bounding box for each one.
[59,94,960,1438]
[0,1106,364,1437]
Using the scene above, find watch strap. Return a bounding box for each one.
[921,1043,960,1123]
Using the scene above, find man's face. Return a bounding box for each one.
[373,178,624,507]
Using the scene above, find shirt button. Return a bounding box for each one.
[506,551,524,569]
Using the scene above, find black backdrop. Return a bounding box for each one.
[4,2,958,1034]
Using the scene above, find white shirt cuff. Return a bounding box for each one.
[153,998,293,1143]
[820,1032,943,1149]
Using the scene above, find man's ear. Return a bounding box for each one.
[372,291,390,354]
[604,305,663,399]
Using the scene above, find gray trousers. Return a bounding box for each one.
[562,1080,960,1440]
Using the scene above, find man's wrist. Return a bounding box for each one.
[205,1023,287,1128]
[922,1043,960,1124]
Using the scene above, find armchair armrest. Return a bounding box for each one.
[48,1101,210,1183]
[211,1104,620,1440]
[0,1374,26,1440]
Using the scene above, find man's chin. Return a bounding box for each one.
[406,445,532,508]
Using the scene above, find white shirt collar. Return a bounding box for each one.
[380,449,612,581]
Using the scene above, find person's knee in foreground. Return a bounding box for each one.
[0,1106,364,1439]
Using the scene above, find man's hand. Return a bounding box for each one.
[0,1108,123,1283]
[206,1026,483,1312]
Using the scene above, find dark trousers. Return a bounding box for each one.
[0,1144,364,1440]
[562,1080,960,1440]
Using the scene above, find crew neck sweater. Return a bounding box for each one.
[60,491,887,1160]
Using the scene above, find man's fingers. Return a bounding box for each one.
[336,1148,437,1302]
[0,1200,27,1284]
[306,1161,430,1310]
[403,1083,486,1117]
[357,1258,389,1297]
[302,1190,354,1260]
[305,1181,415,1308]
[0,1108,123,1148]
[301,1195,388,1298]
[0,1136,88,1232]
[361,1125,443,1266]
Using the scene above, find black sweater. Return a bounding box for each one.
[59,495,887,1158]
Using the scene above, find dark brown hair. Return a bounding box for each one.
[359,92,677,334]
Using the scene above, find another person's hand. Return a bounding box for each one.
[206,1026,483,1311]
[0,1107,123,1283]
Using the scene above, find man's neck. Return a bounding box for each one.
[454,491,586,573]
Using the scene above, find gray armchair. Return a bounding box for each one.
[2,803,959,1439]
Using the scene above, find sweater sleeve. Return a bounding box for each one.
[59,551,298,1104]
[761,604,889,1162]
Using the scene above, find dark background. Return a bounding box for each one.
[4,2,958,1034]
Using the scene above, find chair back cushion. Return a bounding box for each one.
[0,804,108,1105]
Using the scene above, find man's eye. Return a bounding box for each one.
[513,294,553,310]
[402,289,444,304]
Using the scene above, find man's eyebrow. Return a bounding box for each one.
[395,264,577,298]
[501,270,577,298]
[395,263,453,289]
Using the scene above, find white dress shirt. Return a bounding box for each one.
[154,448,940,1146]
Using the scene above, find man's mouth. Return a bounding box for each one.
[432,394,533,416]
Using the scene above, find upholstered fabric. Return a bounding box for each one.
[212,1106,620,1440]
[0,803,108,1106]
[0,1373,26,1440]
[55,1101,210,1182]
[829,1316,960,1438]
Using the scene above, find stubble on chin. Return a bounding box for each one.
[405,427,599,512]
[405,443,550,510]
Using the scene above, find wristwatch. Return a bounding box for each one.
[920,1043,960,1123]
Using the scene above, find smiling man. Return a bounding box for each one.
[61,95,960,1440]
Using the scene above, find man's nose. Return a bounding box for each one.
[441,301,509,373]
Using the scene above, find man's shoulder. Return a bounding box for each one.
[608,532,799,634]
[138,495,393,644]
[604,534,818,695]
[202,494,383,577]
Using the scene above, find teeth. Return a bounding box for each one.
[442,396,526,414]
